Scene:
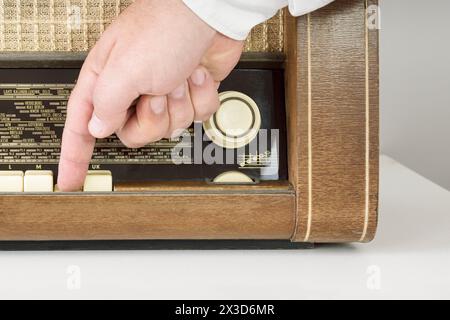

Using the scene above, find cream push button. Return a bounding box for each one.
[213,171,254,184]
[24,171,54,192]
[0,171,24,192]
[204,91,261,149]
[83,171,113,192]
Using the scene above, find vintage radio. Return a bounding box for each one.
[0,0,379,248]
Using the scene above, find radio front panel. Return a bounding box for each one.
[0,61,288,191]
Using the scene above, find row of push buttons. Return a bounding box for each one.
[0,170,113,192]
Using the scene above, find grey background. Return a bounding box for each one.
[380,0,450,190]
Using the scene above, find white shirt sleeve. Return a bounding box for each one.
[182,0,334,40]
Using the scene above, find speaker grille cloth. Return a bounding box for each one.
[0,0,284,52]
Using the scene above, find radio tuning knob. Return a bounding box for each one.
[204,91,261,149]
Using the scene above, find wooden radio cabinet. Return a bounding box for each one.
[0,0,379,247]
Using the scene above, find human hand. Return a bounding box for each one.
[57,0,244,191]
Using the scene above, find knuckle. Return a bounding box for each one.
[181,118,194,129]
[170,112,193,129]
[119,134,143,149]
[120,128,166,149]
[195,103,218,121]
[123,141,144,149]
[152,125,169,141]
[194,108,212,121]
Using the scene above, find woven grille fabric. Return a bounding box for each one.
[0,0,284,52]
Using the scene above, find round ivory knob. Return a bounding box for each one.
[213,171,254,184]
[204,91,261,149]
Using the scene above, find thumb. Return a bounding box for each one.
[201,34,244,82]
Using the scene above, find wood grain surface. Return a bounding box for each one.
[0,186,295,241]
[287,0,379,242]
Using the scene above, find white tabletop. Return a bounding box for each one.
[0,155,449,300]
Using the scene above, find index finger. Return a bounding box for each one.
[57,65,98,192]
